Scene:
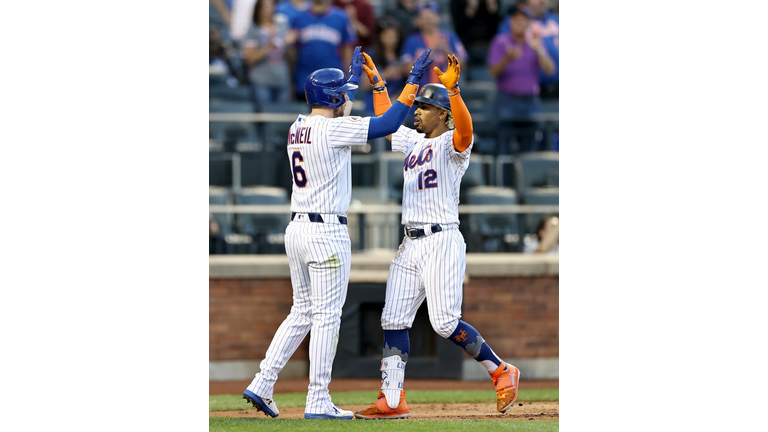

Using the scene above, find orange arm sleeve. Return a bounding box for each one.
[372,89,392,117]
[450,93,473,152]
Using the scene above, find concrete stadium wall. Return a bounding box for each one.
[210,252,559,380]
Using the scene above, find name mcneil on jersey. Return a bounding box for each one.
[404,144,433,172]
[289,126,313,145]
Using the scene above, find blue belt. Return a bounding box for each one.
[291,212,347,225]
[405,224,442,239]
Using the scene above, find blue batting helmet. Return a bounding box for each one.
[414,83,451,111]
[304,68,358,109]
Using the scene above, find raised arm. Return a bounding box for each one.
[434,54,472,152]
[365,49,434,140]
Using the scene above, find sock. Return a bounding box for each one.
[381,330,409,408]
[448,320,503,373]
[383,329,410,362]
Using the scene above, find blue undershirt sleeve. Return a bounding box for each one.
[367,101,409,139]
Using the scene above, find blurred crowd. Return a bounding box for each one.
[210,0,559,155]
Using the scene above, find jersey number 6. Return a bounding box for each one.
[291,151,307,188]
[417,169,438,190]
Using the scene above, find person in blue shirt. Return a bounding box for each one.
[275,0,310,23]
[288,0,358,100]
[497,0,558,95]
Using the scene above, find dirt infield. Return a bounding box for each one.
[210,401,558,421]
[210,378,559,395]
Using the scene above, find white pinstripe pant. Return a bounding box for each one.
[246,221,351,414]
[381,227,465,338]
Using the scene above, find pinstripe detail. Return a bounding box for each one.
[246,113,370,415]
[391,127,474,226]
[287,115,371,215]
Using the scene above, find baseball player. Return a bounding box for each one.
[354,54,521,419]
[242,46,436,420]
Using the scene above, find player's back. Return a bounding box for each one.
[392,126,473,226]
[286,114,370,215]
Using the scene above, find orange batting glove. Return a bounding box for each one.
[362,52,387,92]
[433,54,461,96]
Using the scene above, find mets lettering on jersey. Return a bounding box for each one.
[390,126,473,226]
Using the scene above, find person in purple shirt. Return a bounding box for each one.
[288,0,357,100]
[487,3,554,155]
[497,0,559,97]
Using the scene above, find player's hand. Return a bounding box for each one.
[433,53,460,96]
[362,52,387,90]
[406,48,434,85]
[347,46,363,86]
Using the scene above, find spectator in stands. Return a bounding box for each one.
[242,0,294,107]
[400,2,468,89]
[333,0,376,51]
[360,17,407,116]
[450,0,501,66]
[275,0,310,22]
[487,3,554,155]
[524,215,558,254]
[210,0,233,30]
[371,17,407,95]
[497,0,559,99]
[210,26,237,76]
[385,0,418,40]
[210,216,220,255]
[287,0,357,101]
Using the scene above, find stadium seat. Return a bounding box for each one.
[209,152,233,187]
[466,186,522,252]
[387,158,405,202]
[210,85,252,103]
[468,65,493,83]
[209,101,258,149]
[523,187,559,235]
[240,151,287,188]
[265,101,310,114]
[459,158,486,203]
[513,151,559,196]
[235,186,290,254]
[209,186,233,254]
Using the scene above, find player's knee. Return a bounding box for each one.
[312,309,341,323]
[431,317,458,339]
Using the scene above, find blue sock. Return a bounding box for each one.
[448,320,502,367]
[383,329,410,362]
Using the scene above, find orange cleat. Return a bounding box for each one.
[354,390,410,419]
[490,362,521,413]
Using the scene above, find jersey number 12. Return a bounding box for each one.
[417,169,438,190]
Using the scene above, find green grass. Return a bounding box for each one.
[210,417,559,431]
[210,389,558,411]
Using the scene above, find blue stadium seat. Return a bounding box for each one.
[513,151,559,196]
[235,186,290,254]
[466,186,522,252]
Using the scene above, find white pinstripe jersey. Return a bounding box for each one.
[391,126,474,226]
[286,114,371,215]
